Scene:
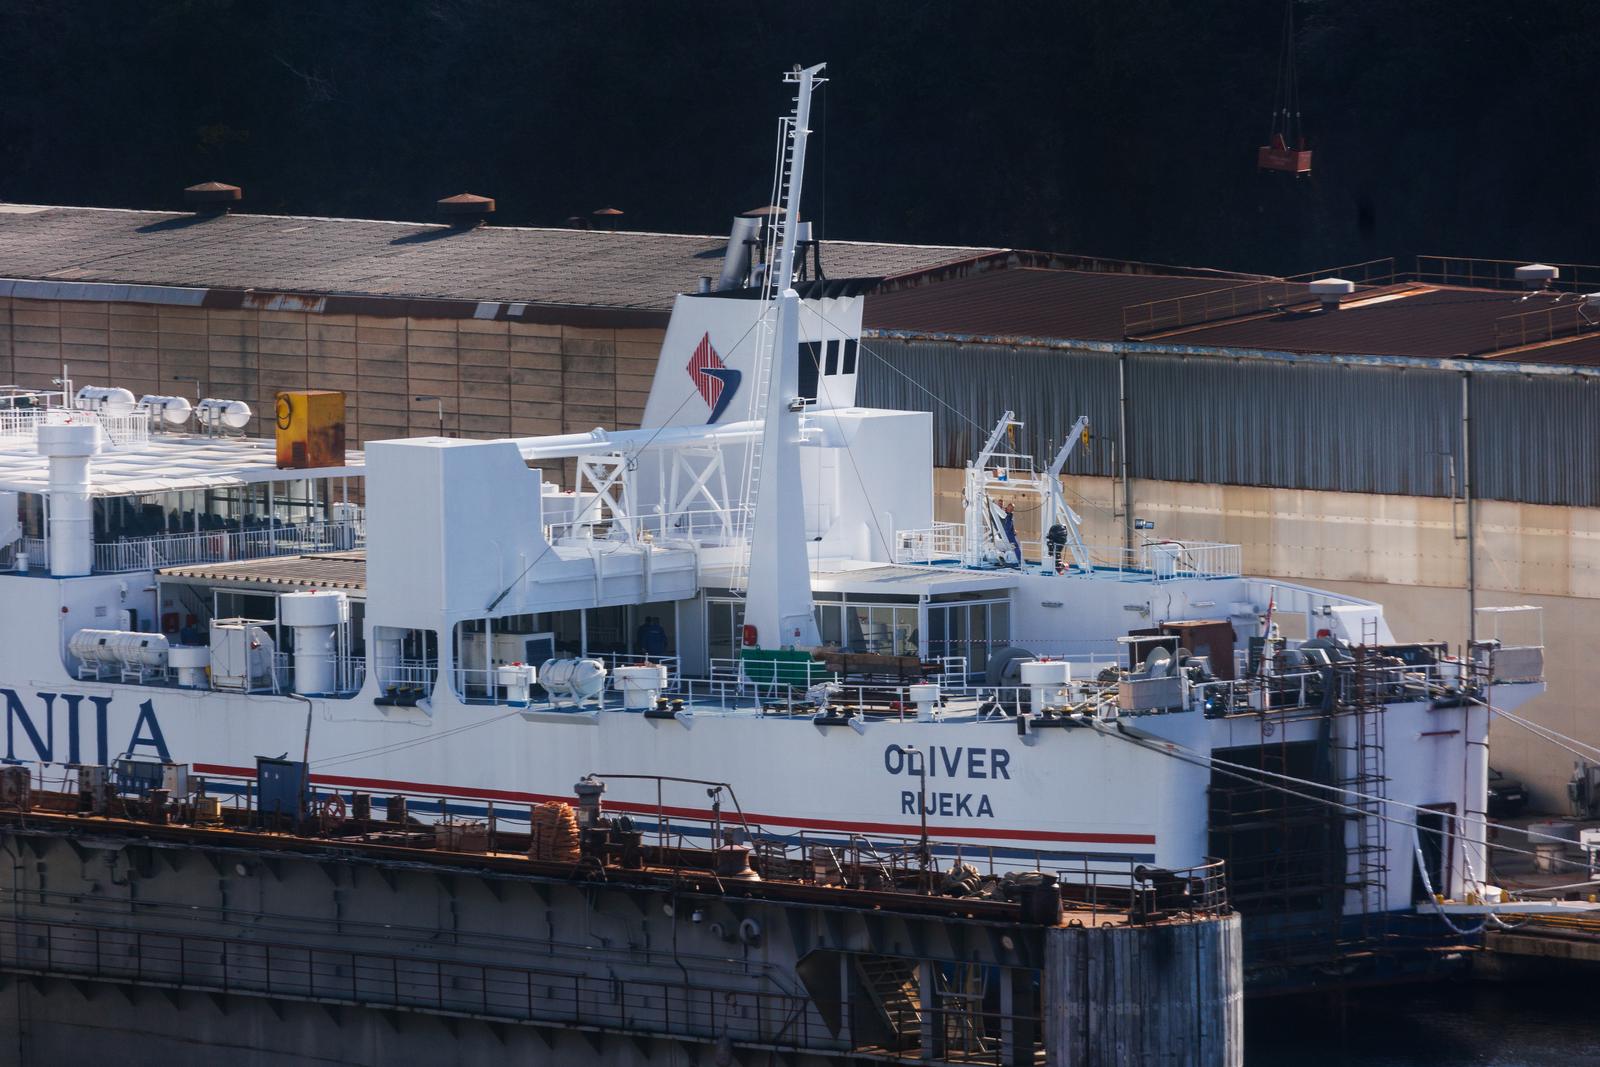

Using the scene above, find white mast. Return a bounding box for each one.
[743,63,825,651]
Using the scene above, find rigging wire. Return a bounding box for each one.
[1091,718,1596,874]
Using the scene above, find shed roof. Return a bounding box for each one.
[158,551,367,594]
[863,266,1600,367]
[0,204,995,315]
[863,267,1279,343]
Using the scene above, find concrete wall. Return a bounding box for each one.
[934,468,1600,811]
[0,295,663,444]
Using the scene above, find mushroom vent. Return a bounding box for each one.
[184,182,242,215]
[437,192,495,228]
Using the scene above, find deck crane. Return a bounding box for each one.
[962,412,1092,571]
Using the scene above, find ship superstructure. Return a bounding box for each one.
[0,65,1547,987]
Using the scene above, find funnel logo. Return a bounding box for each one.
[686,332,740,424]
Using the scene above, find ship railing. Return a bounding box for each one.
[18,536,49,568]
[893,521,968,564]
[545,505,751,548]
[1072,541,1242,581]
[376,659,437,699]
[91,519,366,574]
[592,652,681,688]
[1190,660,1459,717]
[0,407,150,448]
[269,652,366,697]
[890,531,1241,580]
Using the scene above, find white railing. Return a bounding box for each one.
[1074,541,1243,581]
[377,659,436,695]
[546,505,750,548]
[19,537,48,567]
[271,652,366,696]
[593,652,680,687]
[0,407,150,447]
[92,520,365,573]
[891,527,1241,580]
[931,656,969,687]
[0,408,39,441]
[893,522,967,564]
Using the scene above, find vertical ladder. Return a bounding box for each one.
[730,105,805,593]
[1344,625,1390,940]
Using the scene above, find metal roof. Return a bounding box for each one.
[1163,286,1576,358]
[864,267,1600,366]
[0,204,996,317]
[158,551,367,593]
[862,268,1257,343]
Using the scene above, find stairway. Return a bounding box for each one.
[854,955,922,1051]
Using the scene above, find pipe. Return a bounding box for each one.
[37,420,99,577]
[1118,354,1133,554]
[1463,372,1476,641]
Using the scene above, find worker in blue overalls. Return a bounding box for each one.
[1001,501,1022,568]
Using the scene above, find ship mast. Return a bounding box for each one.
[742,63,825,651]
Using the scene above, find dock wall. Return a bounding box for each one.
[0,819,1243,1066]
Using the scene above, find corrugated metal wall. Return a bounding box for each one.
[860,337,1600,506]
[1471,374,1600,507]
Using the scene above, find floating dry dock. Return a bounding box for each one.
[0,770,1242,1065]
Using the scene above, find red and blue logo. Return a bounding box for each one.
[686,332,741,424]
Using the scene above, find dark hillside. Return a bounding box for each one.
[1,1,1594,274]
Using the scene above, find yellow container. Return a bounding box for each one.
[274,390,347,469]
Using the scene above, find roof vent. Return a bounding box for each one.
[592,206,624,230]
[184,181,241,216]
[1515,263,1559,289]
[1307,277,1356,311]
[436,192,495,228]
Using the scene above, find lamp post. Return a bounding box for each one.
[413,395,445,437]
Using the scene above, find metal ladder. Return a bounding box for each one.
[729,106,804,593]
[1345,620,1390,934]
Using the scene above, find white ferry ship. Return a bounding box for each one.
[0,65,1545,980]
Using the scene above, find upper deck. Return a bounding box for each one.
[0,397,364,576]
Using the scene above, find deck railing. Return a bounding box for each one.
[92,519,365,574]
[0,407,150,447]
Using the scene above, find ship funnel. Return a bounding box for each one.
[717,215,762,291]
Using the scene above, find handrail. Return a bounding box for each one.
[92,519,365,574]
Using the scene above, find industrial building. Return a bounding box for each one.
[1,196,1596,807]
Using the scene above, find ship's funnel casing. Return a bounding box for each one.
[36,420,100,577]
[638,292,865,432]
[716,216,763,291]
[633,291,867,527]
